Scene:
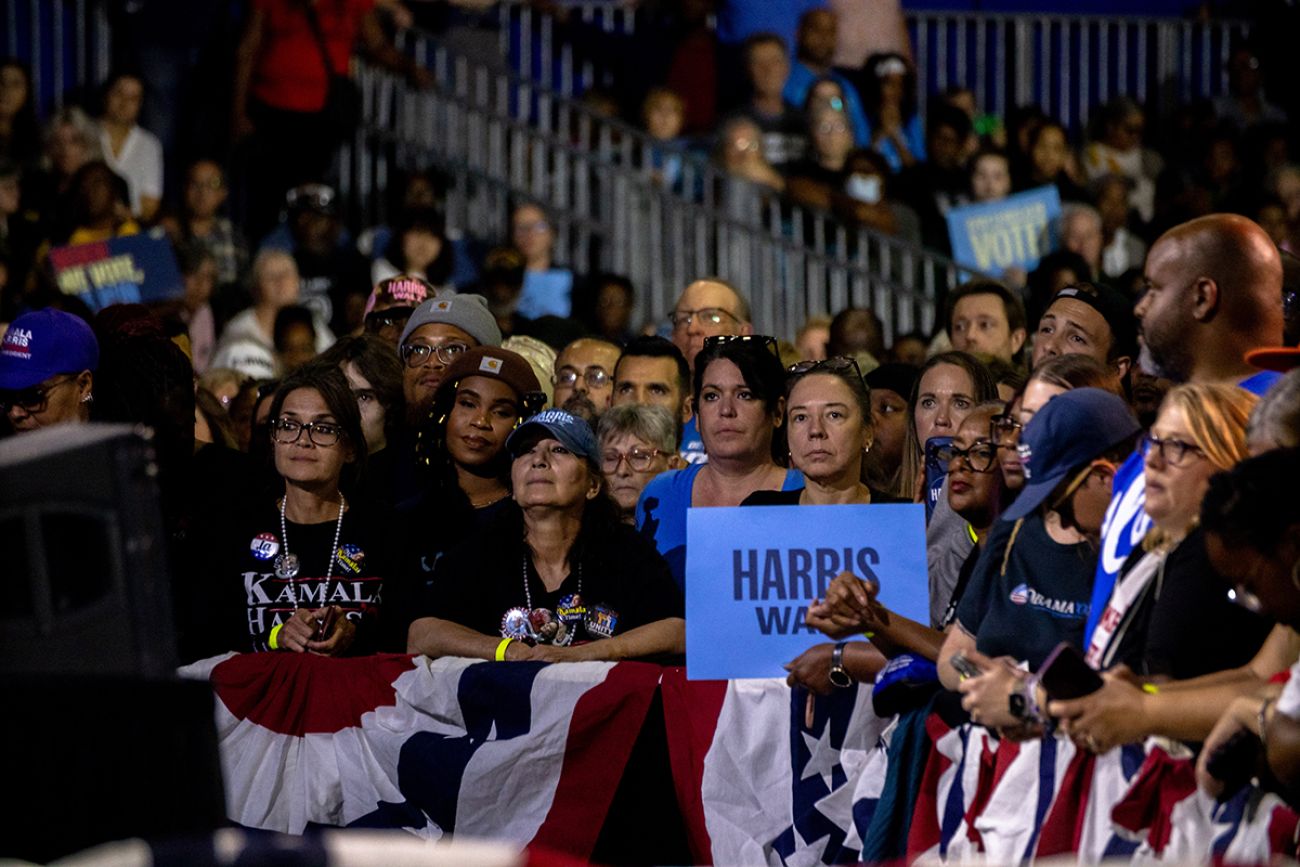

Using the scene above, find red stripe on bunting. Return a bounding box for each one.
[905,712,956,861]
[659,667,728,865]
[210,652,419,735]
[1035,748,1096,858]
[530,661,663,858]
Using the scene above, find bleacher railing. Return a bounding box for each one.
[347,34,968,342]
[496,2,1251,134]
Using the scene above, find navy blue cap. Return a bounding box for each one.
[0,309,99,390]
[506,408,599,462]
[1001,387,1140,522]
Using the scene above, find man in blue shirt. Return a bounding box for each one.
[782,9,871,146]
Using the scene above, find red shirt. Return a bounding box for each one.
[250,0,375,113]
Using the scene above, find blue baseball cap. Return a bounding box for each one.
[506,408,599,462]
[1001,387,1140,522]
[0,309,100,391]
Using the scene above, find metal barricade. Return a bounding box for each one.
[350,38,968,342]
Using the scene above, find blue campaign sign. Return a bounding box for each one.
[685,503,929,680]
[946,185,1062,275]
[49,232,183,312]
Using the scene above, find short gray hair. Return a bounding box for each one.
[596,403,679,454]
[1248,368,1300,450]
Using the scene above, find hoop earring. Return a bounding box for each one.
[1291,559,1300,592]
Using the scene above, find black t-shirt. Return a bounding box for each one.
[202,496,397,655]
[422,504,684,646]
[1105,529,1271,680]
[954,513,1096,669]
[731,105,808,166]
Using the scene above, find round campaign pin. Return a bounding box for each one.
[584,604,619,640]
[529,608,570,646]
[501,607,535,642]
[250,532,280,561]
[336,543,365,574]
[555,593,586,626]
[274,553,301,580]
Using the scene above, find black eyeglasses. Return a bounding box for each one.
[270,417,346,447]
[670,307,741,330]
[600,447,668,473]
[990,413,1022,445]
[365,308,413,333]
[935,440,999,473]
[553,367,611,389]
[400,341,470,368]
[702,334,780,358]
[0,376,76,415]
[788,355,863,380]
[1142,433,1205,467]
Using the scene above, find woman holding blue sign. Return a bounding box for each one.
[637,335,803,591]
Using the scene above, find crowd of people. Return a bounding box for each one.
[5,0,1300,818]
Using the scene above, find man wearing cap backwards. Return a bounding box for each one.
[1030,281,1136,386]
[1083,213,1286,650]
[0,308,99,433]
[406,409,684,663]
[935,389,1141,730]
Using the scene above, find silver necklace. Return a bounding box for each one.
[522,552,581,609]
[276,494,347,607]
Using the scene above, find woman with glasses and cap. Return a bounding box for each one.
[196,364,393,659]
[407,409,684,662]
[637,335,803,591]
[0,308,98,434]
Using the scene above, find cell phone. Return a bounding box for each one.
[1204,728,1261,802]
[313,607,337,641]
[1037,642,1104,700]
[950,652,984,680]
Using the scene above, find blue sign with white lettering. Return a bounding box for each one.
[685,504,929,680]
[946,185,1062,275]
[49,232,183,312]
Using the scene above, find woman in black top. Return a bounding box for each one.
[214,364,392,656]
[408,410,684,662]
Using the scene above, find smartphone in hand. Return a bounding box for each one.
[1038,642,1104,700]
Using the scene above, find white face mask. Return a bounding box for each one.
[845,173,882,204]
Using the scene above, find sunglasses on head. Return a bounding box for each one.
[787,355,863,380]
[702,334,781,359]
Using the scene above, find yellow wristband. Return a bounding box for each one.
[966,523,978,544]
[1142,683,1160,695]
[269,623,284,651]
[494,637,513,662]
[863,632,875,640]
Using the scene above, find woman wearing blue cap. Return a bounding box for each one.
[407,409,684,662]
[0,308,98,434]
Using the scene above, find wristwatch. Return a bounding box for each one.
[829,641,854,688]
[1008,690,1029,720]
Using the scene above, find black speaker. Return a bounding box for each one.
[0,423,177,677]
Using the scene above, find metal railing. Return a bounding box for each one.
[494,1,1251,133]
[345,36,968,342]
[2,0,112,117]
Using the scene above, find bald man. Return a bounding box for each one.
[1136,213,1285,384]
[1085,213,1286,654]
[669,278,753,371]
[552,337,621,423]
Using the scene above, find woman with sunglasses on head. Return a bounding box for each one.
[637,335,802,592]
[195,364,393,660]
[407,409,683,663]
[0,308,98,435]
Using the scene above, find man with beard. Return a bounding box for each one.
[551,337,620,424]
[1084,212,1285,648]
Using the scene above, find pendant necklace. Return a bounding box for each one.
[276,493,347,607]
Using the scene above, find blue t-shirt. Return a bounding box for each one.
[1082,369,1282,644]
[783,63,871,147]
[636,462,804,592]
[517,269,573,319]
[680,415,706,465]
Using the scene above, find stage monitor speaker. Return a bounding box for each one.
[0,423,177,677]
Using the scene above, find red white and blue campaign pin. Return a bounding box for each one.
[336,544,365,574]
[501,607,535,642]
[250,532,280,560]
[584,604,619,639]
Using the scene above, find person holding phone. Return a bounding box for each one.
[936,389,1140,730]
